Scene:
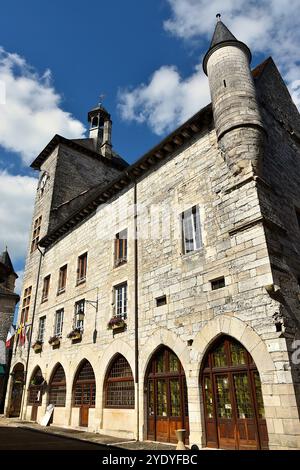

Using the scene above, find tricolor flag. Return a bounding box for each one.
[6,325,15,348]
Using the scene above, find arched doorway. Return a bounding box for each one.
[49,364,66,407]
[201,336,269,450]
[9,363,24,417]
[28,367,44,422]
[73,360,95,427]
[146,346,189,444]
[104,354,134,409]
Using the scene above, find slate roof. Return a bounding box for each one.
[0,249,16,276]
[203,19,251,75]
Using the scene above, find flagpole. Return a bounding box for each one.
[20,247,44,420]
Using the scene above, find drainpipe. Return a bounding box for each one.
[133,181,139,441]
[20,247,44,420]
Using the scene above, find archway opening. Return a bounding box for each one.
[49,364,66,407]
[9,363,24,418]
[28,366,44,422]
[104,354,134,409]
[201,335,269,450]
[73,360,95,427]
[145,346,189,444]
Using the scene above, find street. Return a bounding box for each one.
[0,426,108,450]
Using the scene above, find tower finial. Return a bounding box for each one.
[216,13,221,22]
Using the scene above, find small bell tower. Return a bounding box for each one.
[88,102,112,158]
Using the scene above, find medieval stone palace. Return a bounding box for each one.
[5,18,300,450]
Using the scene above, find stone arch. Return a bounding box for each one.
[69,354,98,389]
[192,315,276,381]
[48,362,67,408]
[139,327,191,383]
[7,362,25,418]
[98,339,135,389]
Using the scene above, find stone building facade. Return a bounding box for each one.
[0,249,19,412]
[5,19,300,449]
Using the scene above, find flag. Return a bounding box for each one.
[20,324,26,346]
[6,325,15,348]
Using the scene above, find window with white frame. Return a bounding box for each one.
[54,309,64,337]
[114,283,127,319]
[181,205,202,254]
[37,316,46,343]
[74,299,85,330]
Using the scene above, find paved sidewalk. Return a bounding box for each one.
[0,416,176,451]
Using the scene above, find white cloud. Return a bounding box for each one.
[0,171,37,262]
[15,270,24,296]
[0,47,85,164]
[119,0,300,135]
[118,65,209,135]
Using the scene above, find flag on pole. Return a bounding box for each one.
[6,325,15,348]
[20,324,26,346]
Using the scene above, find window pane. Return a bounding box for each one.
[215,375,232,419]
[182,206,202,254]
[169,352,180,372]
[213,343,228,367]
[231,342,246,366]
[253,371,265,419]
[233,373,254,419]
[204,376,214,419]
[170,379,181,416]
[157,380,167,416]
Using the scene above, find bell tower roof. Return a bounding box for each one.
[0,248,17,278]
[203,14,252,75]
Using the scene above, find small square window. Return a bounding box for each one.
[156,295,167,307]
[211,277,225,290]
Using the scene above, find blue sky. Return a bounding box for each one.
[0,0,299,294]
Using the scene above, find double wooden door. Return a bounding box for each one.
[147,347,189,444]
[202,337,269,450]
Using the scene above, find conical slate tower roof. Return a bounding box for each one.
[203,15,252,75]
[210,18,237,48]
[0,248,17,276]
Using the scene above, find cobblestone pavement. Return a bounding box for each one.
[0,416,177,451]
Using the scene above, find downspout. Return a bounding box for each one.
[134,181,139,441]
[20,247,44,420]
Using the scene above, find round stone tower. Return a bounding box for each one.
[203,15,265,175]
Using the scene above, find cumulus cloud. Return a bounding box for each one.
[118,65,209,135]
[119,0,300,135]
[0,171,37,262]
[0,47,85,164]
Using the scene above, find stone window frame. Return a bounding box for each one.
[181,205,202,255]
[20,286,32,323]
[54,308,64,337]
[41,274,51,303]
[57,264,67,295]
[74,299,85,331]
[114,229,128,267]
[30,215,42,253]
[76,252,88,285]
[37,316,46,343]
[114,282,127,319]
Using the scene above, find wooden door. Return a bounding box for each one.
[202,336,269,450]
[9,382,23,417]
[80,405,89,427]
[146,347,189,444]
[31,404,38,422]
